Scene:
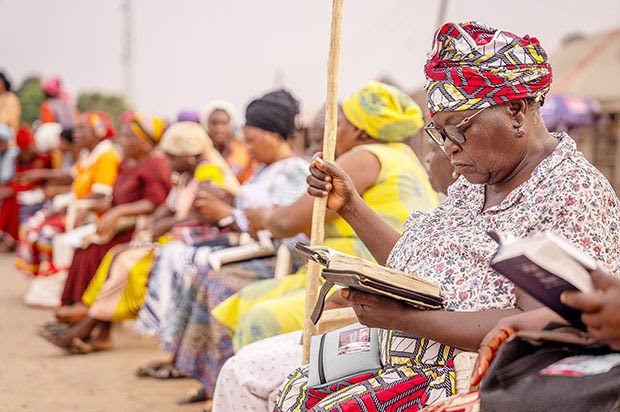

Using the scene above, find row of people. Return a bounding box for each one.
[4,19,618,412]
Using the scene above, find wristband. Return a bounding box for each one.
[218,215,235,228]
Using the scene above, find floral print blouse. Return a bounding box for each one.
[387,133,620,311]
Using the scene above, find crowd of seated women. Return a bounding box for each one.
[1,19,619,412]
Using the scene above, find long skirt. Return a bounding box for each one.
[274,331,457,412]
[135,239,277,396]
[0,195,43,247]
[212,330,303,412]
[213,268,321,352]
[82,244,156,321]
[61,230,133,306]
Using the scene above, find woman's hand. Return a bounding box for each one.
[195,190,234,223]
[307,154,358,213]
[562,268,620,350]
[338,288,410,330]
[245,207,271,233]
[97,209,120,238]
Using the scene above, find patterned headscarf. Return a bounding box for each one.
[126,112,168,144]
[82,111,117,140]
[342,81,424,142]
[424,21,553,116]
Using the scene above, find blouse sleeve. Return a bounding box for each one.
[141,156,172,206]
[90,151,120,196]
[542,168,620,276]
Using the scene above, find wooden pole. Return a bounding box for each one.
[302,0,343,364]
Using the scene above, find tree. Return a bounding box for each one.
[76,92,130,127]
[17,76,45,126]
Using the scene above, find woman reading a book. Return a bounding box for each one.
[274,21,620,411]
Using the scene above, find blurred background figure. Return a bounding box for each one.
[39,75,74,129]
[0,71,21,134]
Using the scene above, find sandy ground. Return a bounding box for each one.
[0,254,203,412]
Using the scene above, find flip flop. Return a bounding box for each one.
[41,330,73,352]
[177,387,208,405]
[37,321,71,337]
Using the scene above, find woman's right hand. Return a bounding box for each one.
[307,153,357,213]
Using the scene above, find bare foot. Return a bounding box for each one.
[55,303,88,324]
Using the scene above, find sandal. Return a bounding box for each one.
[37,321,71,337]
[136,361,187,379]
[177,387,208,404]
[41,330,73,351]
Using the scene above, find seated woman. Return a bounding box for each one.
[200,100,258,183]
[18,111,120,308]
[210,81,443,412]
[0,125,52,252]
[273,21,620,412]
[420,267,620,412]
[42,113,173,352]
[42,121,238,352]
[211,114,457,412]
[133,90,310,387]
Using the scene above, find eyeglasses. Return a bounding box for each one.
[424,106,488,147]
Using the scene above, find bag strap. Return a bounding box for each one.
[311,281,335,324]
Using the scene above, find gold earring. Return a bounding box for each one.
[452,171,459,180]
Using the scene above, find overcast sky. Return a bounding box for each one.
[2,0,619,121]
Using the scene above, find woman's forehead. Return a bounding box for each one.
[432,108,481,126]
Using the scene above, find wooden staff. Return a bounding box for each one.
[302,0,344,364]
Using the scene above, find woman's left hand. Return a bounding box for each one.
[97,209,120,237]
[338,288,411,330]
[195,190,234,223]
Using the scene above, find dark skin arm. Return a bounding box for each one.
[15,168,73,185]
[248,149,382,238]
[306,155,401,265]
[339,287,543,352]
[97,199,157,238]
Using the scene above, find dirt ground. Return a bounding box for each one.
[0,254,203,412]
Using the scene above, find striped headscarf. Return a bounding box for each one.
[342,81,424,142]
[82,111,117,140]
[127,112,168,144]
[424,21,553,116]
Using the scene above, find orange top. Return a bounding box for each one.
[72,140,120,199]
[226,138,258,184]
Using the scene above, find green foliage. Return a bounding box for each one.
[76,92,130,128]
[17,77,45,126]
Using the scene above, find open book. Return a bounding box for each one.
[294,243,442,324]
[490,232,597,330]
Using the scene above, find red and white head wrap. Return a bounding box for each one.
[424,21,552,116]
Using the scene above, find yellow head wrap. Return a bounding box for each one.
[129,113,167,144]
[342,81,424,142]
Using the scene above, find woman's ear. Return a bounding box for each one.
[508,100,527,129]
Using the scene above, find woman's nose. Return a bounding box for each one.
[442,138,461,156]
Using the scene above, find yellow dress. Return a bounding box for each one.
[212,142,438,351]
[81,163,227,321]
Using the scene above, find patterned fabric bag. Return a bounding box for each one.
[480,325,620,412]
